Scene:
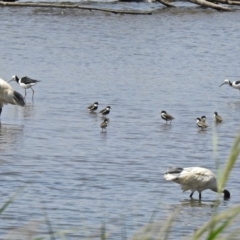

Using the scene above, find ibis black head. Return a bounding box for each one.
[223,189,230,200]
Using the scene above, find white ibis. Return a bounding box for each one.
[164,167,230,200]
[0,77,25,117]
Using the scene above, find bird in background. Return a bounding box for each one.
[196,117,208,130]
[0,77,25,117]
[9,75,41,100]
[99,106,111,117]
[87,102,98,112]
[214,112,223,123]
[164,167,230,200]
[219,79,240,92]
[160,110,174,124]
[100,118,109,132]
[201,116,207,123]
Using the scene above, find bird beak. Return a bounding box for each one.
[8,79,13,83]
[219,82,225,87]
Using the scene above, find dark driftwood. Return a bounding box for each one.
[0,0,236,11]
[0,1,153,14]
[155,0,176,7]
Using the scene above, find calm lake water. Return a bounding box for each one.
[0,3,240,239]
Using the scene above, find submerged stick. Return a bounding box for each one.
[0,1,154,14]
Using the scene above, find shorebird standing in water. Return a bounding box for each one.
[196,117,208,130]
[99,106,111,117]
[87,102,98,112]
[201,116,207,123]
[9,75,41,100]
[214,112,223,123]
[100,118,109,132]
[160,110,174,124]
[219,79,240,92]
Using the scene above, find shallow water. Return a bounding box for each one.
[0,3,240,239]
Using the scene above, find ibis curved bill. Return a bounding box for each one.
[0,77,25,117]
[164,167,230,200]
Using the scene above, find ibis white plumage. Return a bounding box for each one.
[164,167,230,200]
[0,77,25,117]
[219,79,240,92]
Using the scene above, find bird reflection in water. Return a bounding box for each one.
[0,124,24,151]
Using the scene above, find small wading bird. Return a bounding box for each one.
[160,110,174,124]
[196,117,208,130]
[99,106,111,117]
[214,112,223,123]
[219,79,240,92]
[9,75,41,100]
[87,102,98,112]
[0,77,25,117]
[100,118,109,132]
[164,167,230,200]
[201,116,207,123]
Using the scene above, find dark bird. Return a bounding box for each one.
[100,118,109,132]
[196,117,208,130]
[99,106,111,117]
[0,77,25,117]
[87,102,98,112]
[164,167,230,200]
[214,112,223,123]
[160,110,174,124]
[9,75,41,100]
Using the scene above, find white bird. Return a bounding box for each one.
[0,77,25,117]
[164,167,230,200]
[9,75,41,100]
[219,79,240,92]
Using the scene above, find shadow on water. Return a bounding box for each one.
[21,103,35,119]
[0,124,24,152]
[179,199,220,208]
[160,123,172,131]
[227,101,240,109]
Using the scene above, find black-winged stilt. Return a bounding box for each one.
[87,102,98,112]
[214,112,223,123]
[160,110,174,124]
[219,79,240,92]
[99,106,111,117]
[0,77,25,117]
[164,167,230,200]
[9,75,41,100]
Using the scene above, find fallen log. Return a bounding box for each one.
[190,0,231,10]
[155,0,176,7]
[0,1,154,14]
